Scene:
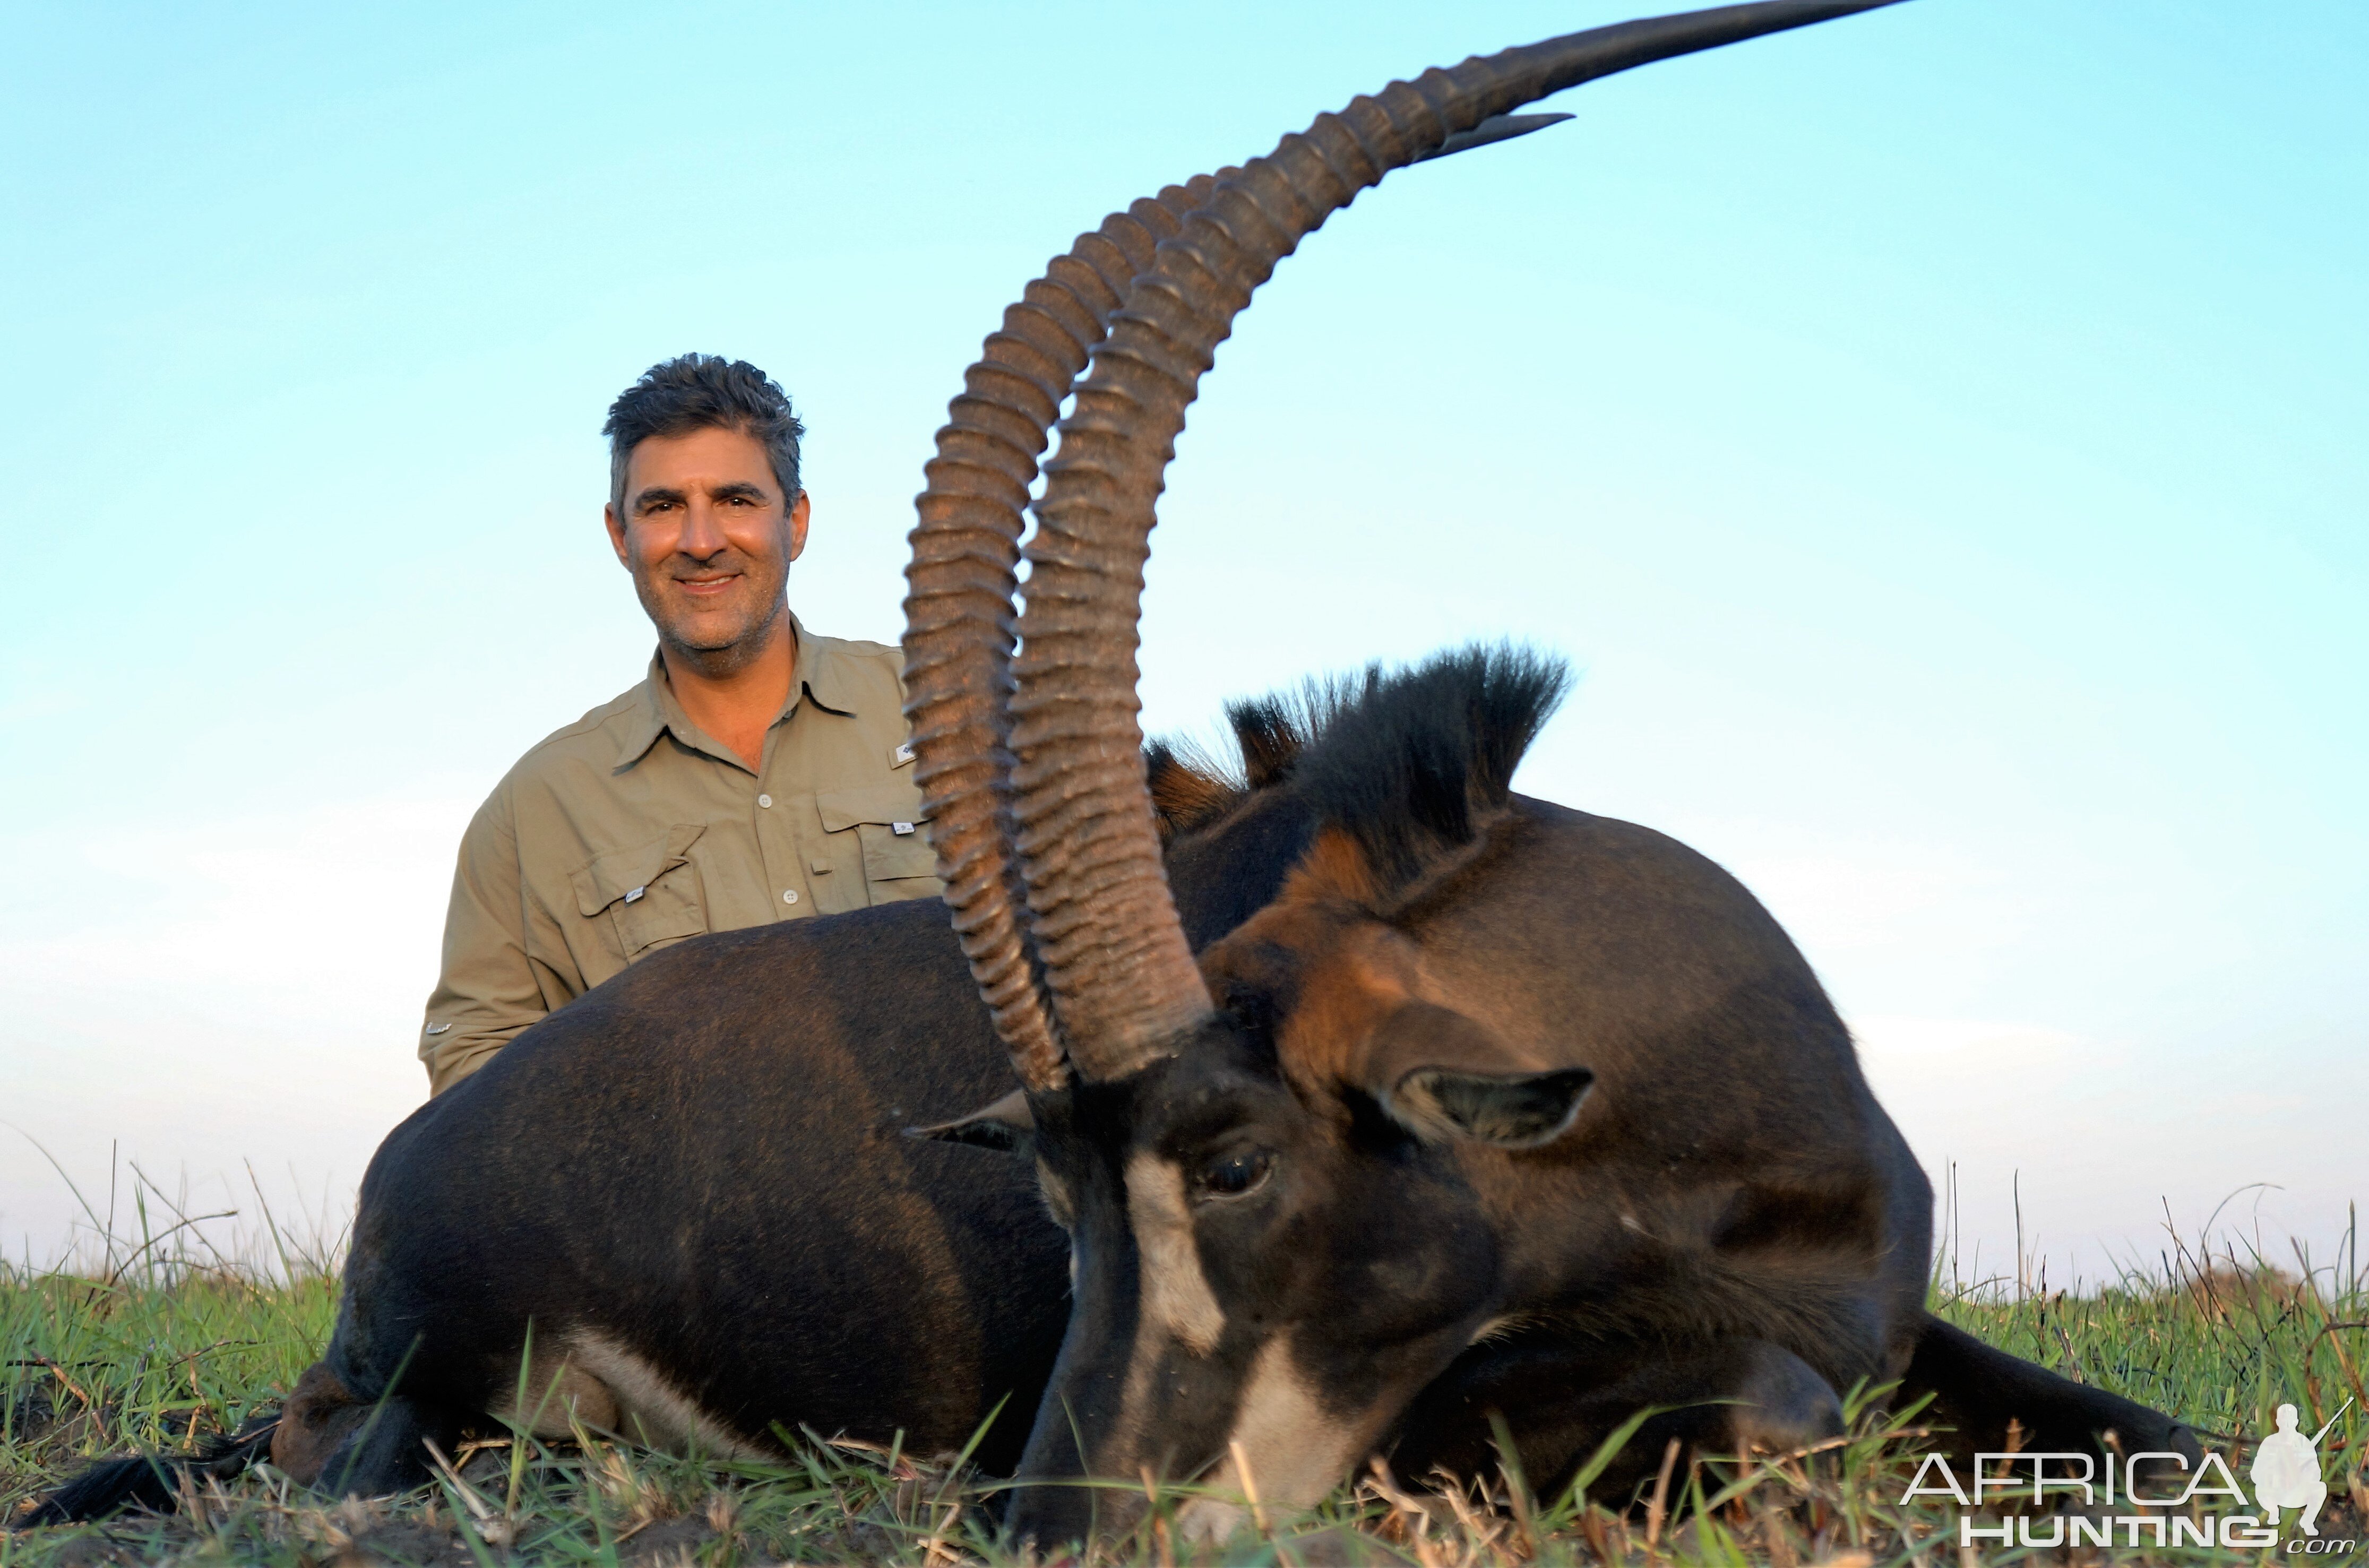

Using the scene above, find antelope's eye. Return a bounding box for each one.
[1195,1149,1273,1201]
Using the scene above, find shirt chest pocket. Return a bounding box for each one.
[815,783,940,902]
[571,821,711,963]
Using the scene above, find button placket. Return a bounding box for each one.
[753,766,806,919]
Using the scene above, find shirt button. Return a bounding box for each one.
[757,794,773,808]
[781,889,799,905]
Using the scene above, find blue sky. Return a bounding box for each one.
[2,1,2362,1281]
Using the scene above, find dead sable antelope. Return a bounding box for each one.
[36,0,2200,1540]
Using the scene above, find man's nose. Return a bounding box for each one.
[676,498,729,559]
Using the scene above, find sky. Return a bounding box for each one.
[2,1,2362,1286]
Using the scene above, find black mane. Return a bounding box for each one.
[1150,644,1571,892]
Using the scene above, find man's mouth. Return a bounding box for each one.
[676,573,740,598]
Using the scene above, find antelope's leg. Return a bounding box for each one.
[1903,1316,2199,1480]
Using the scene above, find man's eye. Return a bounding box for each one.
[1195,1150,1272,1201]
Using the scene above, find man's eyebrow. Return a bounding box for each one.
[631,485,687,512]
[706,480,771,502]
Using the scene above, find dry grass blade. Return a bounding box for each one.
[1643,1436,1680,1553]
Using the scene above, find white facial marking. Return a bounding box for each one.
[487,1330,768,1460]
[1106,1152,1230,1464]
[1035,1159,1077,1231]
[1175,1337,1363,1543]
[1125,1152,1225,1356]
[1468,1312,1527,1346]
[1176,1498,1248,1546]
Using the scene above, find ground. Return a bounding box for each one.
[4,1217,2363,1566]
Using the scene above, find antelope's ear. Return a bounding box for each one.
[907,1089,1035,1156]
[1365,1001,1593,1148]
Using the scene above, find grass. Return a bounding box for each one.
[3,1180,2364,1566]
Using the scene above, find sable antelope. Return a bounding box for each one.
[35,0,2200,1537]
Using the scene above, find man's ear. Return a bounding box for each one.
[787,490,811,562]
[1365,1001,1593,1148]
[605,502,631,567]
[905,1088,1035,1156]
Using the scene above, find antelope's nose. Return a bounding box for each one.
[1006,1478,1147,1554]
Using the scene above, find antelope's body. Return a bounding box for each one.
[307,900,1069,1476]
[257,791,1312,1481]
[38,1,2201,1540]
[247,679,2181,1535]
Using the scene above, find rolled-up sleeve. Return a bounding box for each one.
[419,787,543,1096]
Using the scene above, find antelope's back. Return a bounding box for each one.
[343,895,1069,1464]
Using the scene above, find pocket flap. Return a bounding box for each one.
[863,832,941,883]
[571,822,708,917]
[816,783,932,835]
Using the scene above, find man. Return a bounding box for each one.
[418,354,940,1093]
[2252,1402,2333,1537]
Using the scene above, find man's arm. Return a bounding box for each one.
[419,788,546,1095]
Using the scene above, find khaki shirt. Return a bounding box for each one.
[419,617,940,1093]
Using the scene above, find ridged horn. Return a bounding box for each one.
[1007,1,1903,1080]
[902,176,1226,1092]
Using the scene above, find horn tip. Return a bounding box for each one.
[1412,110,1577,165]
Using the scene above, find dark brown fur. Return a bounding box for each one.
[34,652,2198,1536]
[981,650,2200,1546]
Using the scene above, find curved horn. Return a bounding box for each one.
[903,177,1225,1091]
[1008,1,1901,1079]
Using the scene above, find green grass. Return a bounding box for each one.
[4,1192,2363,1565]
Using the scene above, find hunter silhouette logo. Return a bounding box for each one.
[2255,1399,2347,1537]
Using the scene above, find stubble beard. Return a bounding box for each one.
[641,557,790,680]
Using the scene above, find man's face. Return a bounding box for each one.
[605,425,811,669]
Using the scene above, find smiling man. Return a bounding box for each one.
[417,355,939,1093]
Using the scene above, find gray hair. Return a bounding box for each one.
[602,354,804,518]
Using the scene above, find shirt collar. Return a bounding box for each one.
[791,613,863,719]
[613,661,673,770]
[612,611,862,771]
